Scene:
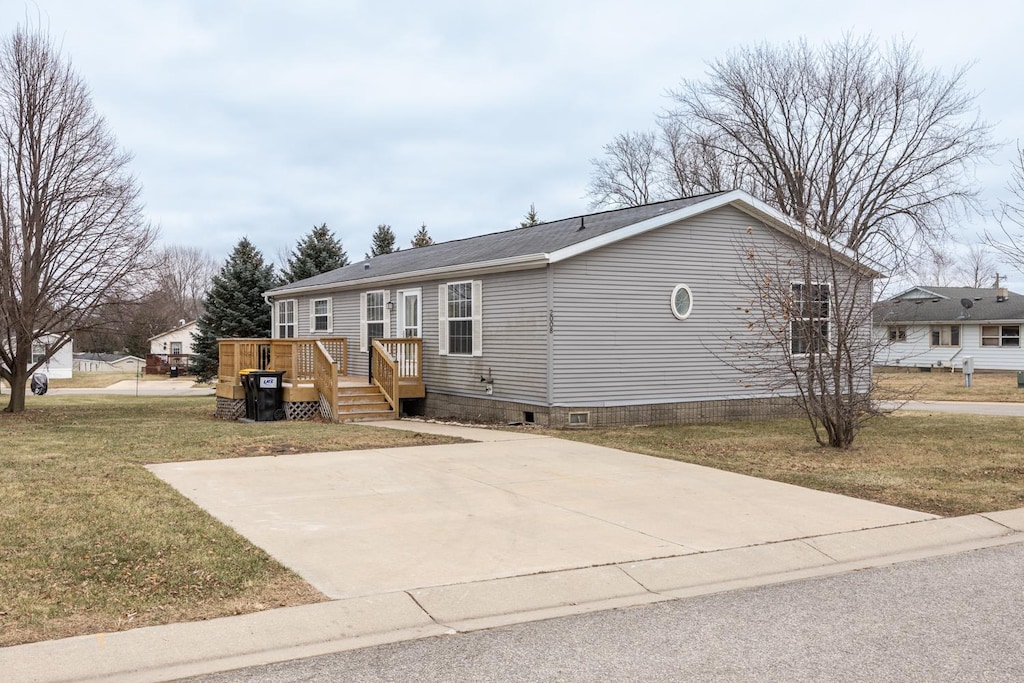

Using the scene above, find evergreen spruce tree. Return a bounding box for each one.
[281,223,349,283]
[191,238,278,382]
[410,222,434,248]
[366,224,398,257]
[520,203,541,227]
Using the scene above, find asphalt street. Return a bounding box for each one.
[183,542,1024,683]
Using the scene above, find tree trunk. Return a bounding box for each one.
[3,365,28,413]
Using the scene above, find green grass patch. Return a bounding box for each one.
[0,395,458,646]
[543,413,1024,518]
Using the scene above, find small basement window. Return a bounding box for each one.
[523,411,535,424]
[568,412,590,426]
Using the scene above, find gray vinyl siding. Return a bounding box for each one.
[550,205,794,406]
[283,268,550,402]
[420,268,549,403]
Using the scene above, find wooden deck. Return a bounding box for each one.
[215,337,424,421]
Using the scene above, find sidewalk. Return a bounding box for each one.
[3,418,1023,683]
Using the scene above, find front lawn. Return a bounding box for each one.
[875,369,1024,402]
[545,413,1024,518]
[0,395,458,646]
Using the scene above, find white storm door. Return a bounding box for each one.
[397,289,421,375]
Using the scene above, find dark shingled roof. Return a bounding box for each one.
[877,286,1024,323]
[268,192,728,295]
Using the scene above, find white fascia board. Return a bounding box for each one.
[548,190,885,277]
[264,253,549,299]
[545,191,752,264]
[890,286,949,300]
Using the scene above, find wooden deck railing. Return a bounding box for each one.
[374,338,422,380]
[313,341,340,421]
[218,337,348,383]
[370,339,400,413]
[217,338,271,383]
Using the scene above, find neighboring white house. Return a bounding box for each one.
[31,334,74,379]
[148,320,198,374]
[73,352,146,374]
[875,286,1024,371]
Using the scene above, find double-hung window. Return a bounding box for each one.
[790,283,830,355]
[439,280,482,356]
[359,290,389,351]
[276,300,296,338]
[311,298,332,333]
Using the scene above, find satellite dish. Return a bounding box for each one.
[960,298,974,309]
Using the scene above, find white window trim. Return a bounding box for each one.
[276,299,297,339]
[790,282,830,356]
[670,284,693,320]
[310,297,333,334]
[359,290,391,352]
[438,280,482,357]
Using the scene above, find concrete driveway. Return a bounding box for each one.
[149,426,934,600]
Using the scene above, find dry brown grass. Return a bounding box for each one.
[46,372,165,389]
[0,395,458,646]
[876,369,1024,402]
[543,412,1024,519]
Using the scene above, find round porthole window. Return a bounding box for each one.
[671,284,692,320]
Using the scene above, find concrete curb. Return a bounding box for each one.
[4,510,1023,683]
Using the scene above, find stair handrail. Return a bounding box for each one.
[370,339,400,413]
[313,340,339,421]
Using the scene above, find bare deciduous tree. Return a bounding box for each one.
[590,35,994,268]
[150,245,218,321]
[0,26,155,412]
[728,226,884,448]
[956,243,999,288]
[985,146,1024,271]
[587,130,665,208]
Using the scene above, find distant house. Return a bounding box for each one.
[238,190,881,427]
[147,320,198,374]
[73,352,146,374]
[875,286,1024,371]
[28,335,74,379]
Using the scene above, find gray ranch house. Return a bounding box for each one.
[875,286,1024,372]
[215,190,878,426]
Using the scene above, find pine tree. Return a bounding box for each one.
[520,203,541,227]
[366,224,398,257]
[281,223,349,283]
[191,238,278,382]
[410,222,434,248]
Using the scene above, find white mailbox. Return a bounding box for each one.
[962,357,974,375]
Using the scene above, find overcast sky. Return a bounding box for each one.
[3,0,1023,277]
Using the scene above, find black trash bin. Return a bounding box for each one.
[250,370,286,421]
[239,369,258,420]
[169,365,179,378]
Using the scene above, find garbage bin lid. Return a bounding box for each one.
[239,368,259,375]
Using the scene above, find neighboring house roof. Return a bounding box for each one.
[73,352,144,364]
[877,286,1024,323]
[147,320,198,343]
[268,190,883,297]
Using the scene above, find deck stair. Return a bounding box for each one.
[335,383,395,422]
